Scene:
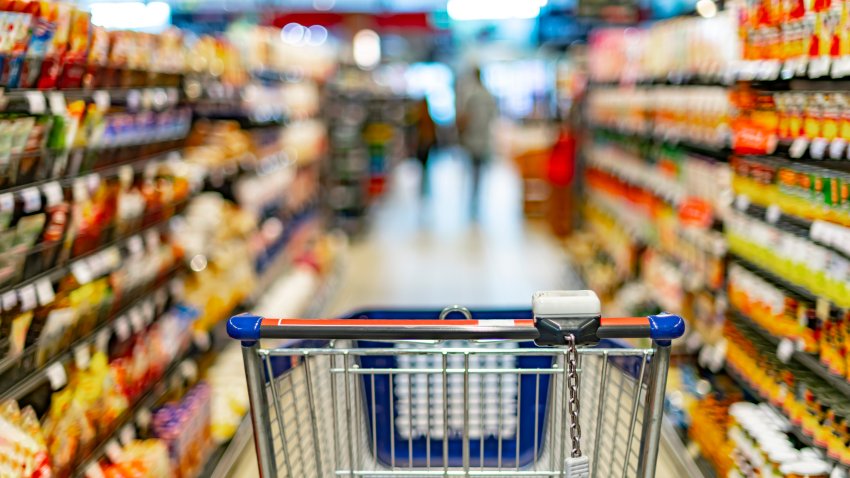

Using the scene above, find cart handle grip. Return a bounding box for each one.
[227,313,684,344]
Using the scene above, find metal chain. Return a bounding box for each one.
[566,334,582,458]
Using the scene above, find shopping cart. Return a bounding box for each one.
[227,291,685,478]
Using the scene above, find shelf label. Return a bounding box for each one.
[47,92,66,116]
[789,137,809,158]
[0,193,12,213]
[42,182,63,207]
[21,187,41,213]
[810,138,828,159]
[18,284,37,312]
[777,338,794,364]
[87,254,106,279]
[1,290,16,311]
[24,91,46,114]
[830,138,846,159]
[765,205,781,224]
[114,316,131,341]
[36,278,55,306]
[832,57,849,78]
[127,235,144,255]
[127,90,141,110]
[45,362,67,390]
[71,261,93,285]
[84,463,106,478]
[93,90,111,111]
[106,247,122,270]
[119,424,135,446]
[142,300,155,325]
[86,173,101,191]
[735,195,750,211]
[809,56,832,78]
[104,439,123,463]
[74,344,91,370]
[136,408,152,430]
[96,327,111,352]
[129,308,144,333]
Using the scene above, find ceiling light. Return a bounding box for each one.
[447,0,548,20]
[353,29,381,70]
[696,0,718,18]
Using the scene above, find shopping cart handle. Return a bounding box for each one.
[597,314,685,343]
[227,312,685,344]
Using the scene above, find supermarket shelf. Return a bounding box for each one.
[732,201,850,266]
[730,310,850,399]
[0,201,188,298]
[734,198,813,232]
[192,105,287,129]
[724,366,845,468]
[205,150,293,187]
[0,263,184,402]
[199,253,345,478]
[590,75,734,87]
[590,71,850,90]
[0,145,185,196]
[1,86,183,113]
[751,77,850,91]
[661,418,716,478]
[593,125,731,161]
[761,141,850,166]
[71,344,195,477]
[728,254,840,313]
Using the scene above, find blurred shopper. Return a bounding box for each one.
[457,67,497,217]
[415,97,437,196]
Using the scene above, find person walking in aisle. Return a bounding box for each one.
[415,96,437,197]
[457,67,498,219]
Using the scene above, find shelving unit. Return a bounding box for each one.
[196,250,345,478]
[0,15,338,478]
[731,310,850,399]
[574,7,850,477]
[724,366,844,469]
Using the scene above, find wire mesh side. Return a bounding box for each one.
[261,351,355,477]
[575,350,650,478]
[255,344,655,478]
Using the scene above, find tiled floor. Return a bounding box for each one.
[229,152,681,477]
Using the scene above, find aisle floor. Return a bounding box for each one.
[229,153,680,477]
[327,153,573,314]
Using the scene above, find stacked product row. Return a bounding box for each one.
[0,13,340,478]
[325,78,414,235]
[577,7,850,477]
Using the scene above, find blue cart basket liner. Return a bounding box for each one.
[349,308,551,469]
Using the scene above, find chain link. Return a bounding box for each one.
[566,334,582,458]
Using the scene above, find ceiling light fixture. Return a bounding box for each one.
[447,0,548,21]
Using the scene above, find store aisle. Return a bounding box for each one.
[327,152,575,314]
[229,153,679,477]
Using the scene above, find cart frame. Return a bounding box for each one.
[228,307,684,478]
